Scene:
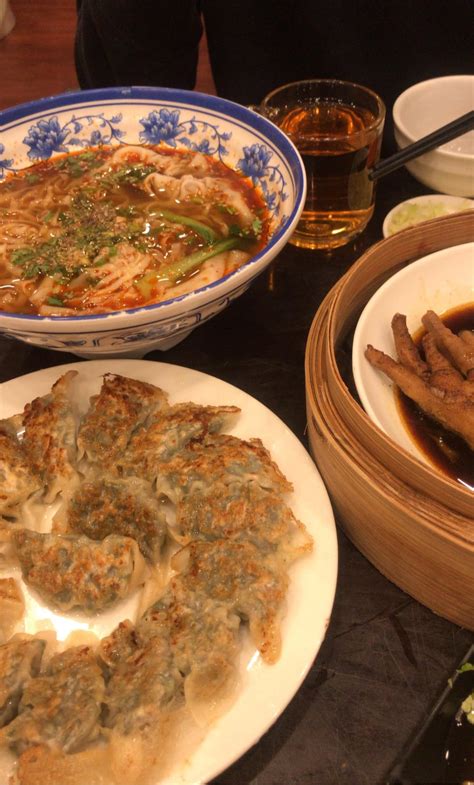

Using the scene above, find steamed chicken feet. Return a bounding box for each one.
[365,312,474,449]
[422,310,474,380]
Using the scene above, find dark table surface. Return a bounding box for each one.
[0,167,472,785]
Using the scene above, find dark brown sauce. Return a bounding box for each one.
[395,303,474,490]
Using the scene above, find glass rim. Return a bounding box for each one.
[261,78,386,137]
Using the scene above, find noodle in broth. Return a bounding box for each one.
[0,146,269,316]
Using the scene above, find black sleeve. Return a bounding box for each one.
[75,0,203,90]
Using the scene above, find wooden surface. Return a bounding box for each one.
[0,0,216,111]
[0,7,473,784]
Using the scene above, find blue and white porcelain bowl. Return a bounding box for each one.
[0,86,306,358]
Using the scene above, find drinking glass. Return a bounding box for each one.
[260,79,386,249]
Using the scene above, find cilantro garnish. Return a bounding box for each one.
[98,163,156,188]
[53,150,103,179]
[229,218,262,240]
[9,189,151,283]
[46,295,65,307]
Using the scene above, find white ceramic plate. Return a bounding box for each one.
[0,359,337,785]
[382,194,474,238]
[352,242,474,463]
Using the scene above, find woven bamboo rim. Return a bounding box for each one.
[305,212,474,629]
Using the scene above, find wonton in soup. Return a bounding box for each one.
[0,146,270,316]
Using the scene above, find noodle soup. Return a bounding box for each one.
[0,146,270,316]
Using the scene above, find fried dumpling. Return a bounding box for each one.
[0,637,45,728]
[174,482,313,560]
[97,620,137,670]
[12,529,148,613]
[0,578,24,643]
[1,645,105,755]
[58,476,167,562]
[118,402,241,482]
[0,418,42,517]
[103,631,182,735]
[15,744,117,785]
[77,374,169,467]
[139,578,240,725]
[22,371,80,503]
[0,520,17,567]
[156,433,292,503]
[0,367,310,781]
[173,540,288,664]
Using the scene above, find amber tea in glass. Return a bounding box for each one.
[261,80,385,249]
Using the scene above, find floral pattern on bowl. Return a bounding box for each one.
[2,103,291,222]
[0,87,306,358]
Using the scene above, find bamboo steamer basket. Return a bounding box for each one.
[305,212,474,629]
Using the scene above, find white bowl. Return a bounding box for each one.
[382,194,474,237]
[352,242,474,463]
[393,75,474,196]
[0,87,306,358]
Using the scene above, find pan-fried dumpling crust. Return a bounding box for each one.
[12,530,148,613]
[101,579,240,733]
[139,579,241,724]
[15,744,116,785]
[1,645,105,755]
[173,540,288,664]
[0,419,42,516]
[13,721,192,785]
[119,402,241,481]
[62,476,167,562]
[0,637,45,728]
[22,371,80,503]
[103,632,182,735]
[0,578,25,643]
[77,374,169,466]
[98,620,137,669]
[156,433,293,503]
[139,579,240,674]
[0,520,17,566]
[175,483,313,559]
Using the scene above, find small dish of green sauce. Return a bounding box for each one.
[383,194,473,238]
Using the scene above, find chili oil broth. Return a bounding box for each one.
[0,146,269,315]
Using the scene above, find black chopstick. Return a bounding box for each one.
[369,110,474,181]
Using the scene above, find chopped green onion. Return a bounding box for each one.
[229,218,262,240]
[46,295,65,307]
[156,209,217,245]
[458,663,474,673]
[11,248,36,267]
[461,692,474,725]
[157,236,241,284]
[216,203,238,215]
[135,270,158,299]
[99,164,156,187]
